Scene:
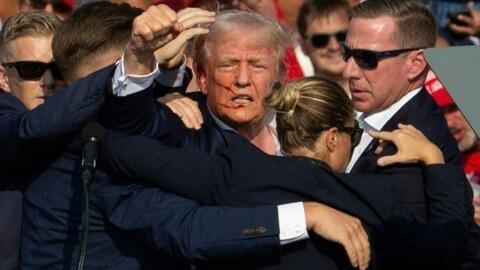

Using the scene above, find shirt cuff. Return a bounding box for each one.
[278,202,309,245]
[111,54,160,97]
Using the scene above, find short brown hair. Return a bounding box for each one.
[352,0,437,48]
[297,0,352,38]
[52,2,142,81]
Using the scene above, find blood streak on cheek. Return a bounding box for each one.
[216,82,244,109]
[217,82,238,96]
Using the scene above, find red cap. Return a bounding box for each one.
[63,0,73,8]
[425,70,455,107]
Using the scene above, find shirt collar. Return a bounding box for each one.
[207,105,281,154]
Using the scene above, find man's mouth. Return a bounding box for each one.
[231,95,253,104]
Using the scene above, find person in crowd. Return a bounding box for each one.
[341,0,480,268]
[101,75,468,269]
[0,10,62,270]
[429,0,480,46]
[21,0,74,20]
[297,0,351,93]
[2,3,367,269]
[0,0,21,30]
[427,83,480,226]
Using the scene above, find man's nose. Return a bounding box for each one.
[235,62,250,87]
[40,70,58,93]
[342,56,358,80]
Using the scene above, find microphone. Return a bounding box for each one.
[77,121,104,270]
[81,121,104,185]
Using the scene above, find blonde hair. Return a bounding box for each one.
[0,10,60,60]
[263,77,353,154]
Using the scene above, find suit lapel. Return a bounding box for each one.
[351,88,430,172]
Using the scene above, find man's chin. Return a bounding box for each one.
[225,113,264,128]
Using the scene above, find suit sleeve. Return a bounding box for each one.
[99,129,469,268]
[100,130,229,204]
[0,65,116,175]
[345,164,468,269]
[94,178,281,263]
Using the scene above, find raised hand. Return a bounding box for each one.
[154,7,215,69]
[124,4,183,75]
[448,1,480,37]
[369,123,444,166]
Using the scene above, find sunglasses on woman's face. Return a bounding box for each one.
[340,42,421,69]
[312,121,363,148]
[310,31,347,48]
[2,61,63,81]
[337,124,363,148]
[30,0,72,14]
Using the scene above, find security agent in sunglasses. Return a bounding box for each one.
[297,0,351,94]
[0,10,62,270]
[341,0,480,269]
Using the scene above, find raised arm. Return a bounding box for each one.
[0,65,116,174]
[103,6,213,135]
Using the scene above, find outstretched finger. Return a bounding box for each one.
[369,130,394,143]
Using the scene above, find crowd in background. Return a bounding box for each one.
[1,0,479,269]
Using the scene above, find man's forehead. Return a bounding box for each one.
[213,43,277,58]
[346,18,397,49]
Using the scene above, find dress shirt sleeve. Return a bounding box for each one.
[111,54,186,96]
[278,202,309,245]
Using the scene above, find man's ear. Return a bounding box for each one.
[194,64,208,95]
[407,49,428,80]
[0,65,11,92]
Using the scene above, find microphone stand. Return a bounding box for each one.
[76,124,102,270]
[77,152,95,270]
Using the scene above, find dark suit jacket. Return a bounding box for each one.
[349,88,480,268]
[0,65,115,270]
[101,91,468,269]
[102,128,468,270]
[0,66,282,269]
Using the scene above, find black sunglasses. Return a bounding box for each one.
[337,125,363,148]
[30,0,72,14]
[310,31,347,48]
[2,61,63,81]
[312,121,363,148]
[340,42,421,69]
